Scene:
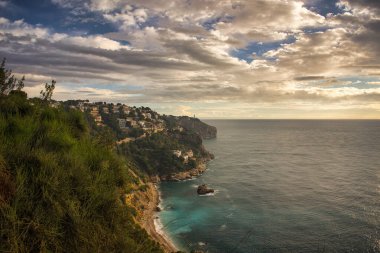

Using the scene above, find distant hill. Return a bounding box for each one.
[165,116,217,139]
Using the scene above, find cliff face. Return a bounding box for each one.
[177,116,217,139]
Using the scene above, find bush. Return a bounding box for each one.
[120,133,188,175]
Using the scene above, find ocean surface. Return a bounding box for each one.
[158,120,380,253]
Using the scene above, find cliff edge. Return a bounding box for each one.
[177,116,217,139]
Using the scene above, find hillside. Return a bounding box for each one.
[62,100,216,180]
[0,59,214,253]
[176,116,217,139]
[0,91,164,252]
[162,115,217,139]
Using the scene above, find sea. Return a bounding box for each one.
[158,120,380,253]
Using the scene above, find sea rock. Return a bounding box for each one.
[197,184,214,195]
[155,206,161,212]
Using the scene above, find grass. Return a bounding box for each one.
[0,92,164,253]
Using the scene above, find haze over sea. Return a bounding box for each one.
[159,120,380,253]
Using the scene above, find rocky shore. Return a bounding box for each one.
[139,158,211,252]
[136,151,213,252]
[153,158,211,182]
[132,182,178,253]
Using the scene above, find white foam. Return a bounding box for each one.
[198,192,215,196]
[153,217,165,236]
[182,177,196,181]
[198,189,219,196]
[157,189,164,210]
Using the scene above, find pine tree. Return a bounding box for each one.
[0,58,25,95]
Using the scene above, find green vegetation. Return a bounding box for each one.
[99,109,129,139]
[40,80,56,101]
[0,60,163,253]
[0,58,24,96]
[128,128,144,138]
[0,59,214,252]
[119,130,210,176]
[120,133,186,175]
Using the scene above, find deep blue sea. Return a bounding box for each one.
[158,120,380,253]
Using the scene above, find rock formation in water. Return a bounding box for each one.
[197,184,214,195]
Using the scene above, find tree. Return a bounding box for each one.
[129,128,144,138]
[40,80,56,101]
[0,58,25,95]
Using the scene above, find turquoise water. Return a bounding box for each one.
[159,120,380,253]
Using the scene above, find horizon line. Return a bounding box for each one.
[200,118,380,120]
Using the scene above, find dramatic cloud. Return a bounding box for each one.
[0,0,379,118]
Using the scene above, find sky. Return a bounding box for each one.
[0,0,380,119]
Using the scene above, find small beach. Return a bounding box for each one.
[139,183,178,253]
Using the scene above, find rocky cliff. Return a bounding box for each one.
[177,116,217,139]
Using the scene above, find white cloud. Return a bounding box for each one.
[103,8,148,30]
[0,18,130,51]
[87,0,123,12]
[0,18,49,38]
[1,0,380,118]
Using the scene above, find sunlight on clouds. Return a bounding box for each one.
[1,0,380,118]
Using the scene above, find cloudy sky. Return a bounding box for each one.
[1,0,380,118]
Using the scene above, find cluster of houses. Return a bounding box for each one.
[113,106,166,134]
[89,106,103,125]
[63,100,198,165]
[172,149,195,163]
[67,101,166,134]
[66,102,102,125]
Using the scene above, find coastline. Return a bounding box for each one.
[158,159,209,182]
[139,160,211,253]
[138,182,178,253]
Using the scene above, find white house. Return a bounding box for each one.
[117,118,127,129]
[185,150,194,158]
[172,150,182,157]
[94,115,102,123]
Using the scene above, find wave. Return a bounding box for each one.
[153,217,165,236]
[198,192,215,196]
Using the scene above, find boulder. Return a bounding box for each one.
[197,184,214,195]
